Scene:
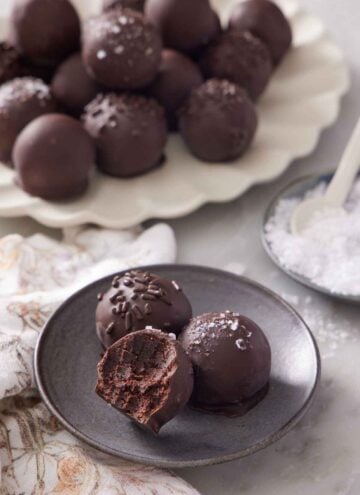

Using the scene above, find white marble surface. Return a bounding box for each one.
[0,0,360,493]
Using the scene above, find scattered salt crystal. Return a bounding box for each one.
[230,321,239,331]
[168,333,176,340]
[264,178,360,295]
[235,338,247,350]
[119,15,128,25]
[114,45,124,54]
[97,50,107,60]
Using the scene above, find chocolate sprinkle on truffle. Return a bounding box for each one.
[179,79,258,162]
[96,270,192,347]
[179,312,271,415]
[96,329,194,433]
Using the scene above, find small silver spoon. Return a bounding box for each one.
[291,117,360,234]
[262,172,360,304]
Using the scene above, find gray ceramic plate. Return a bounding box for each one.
[262,173,360,304]
[34,264,320,468]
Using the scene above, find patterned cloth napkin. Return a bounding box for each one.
[0,224,199,495]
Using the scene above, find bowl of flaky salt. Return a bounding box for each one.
[262,171,360,303]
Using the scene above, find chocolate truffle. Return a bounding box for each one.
[96,329,194,433]
[102,0,145,12]
[83,93,167,177]
[145,0,220,54]
[51,53,101,117]
[200,31,273,101]
[82,9,162,90]
[13,114,95,200]
[96,271,192,347]
[179,312,271,415]
[147,49,204,130]
[0,42,24,84]
[10,0,81,65]
[228,0,292,65]
[0,77,56,164]
[179,79,257,162]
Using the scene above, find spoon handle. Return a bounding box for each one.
[326,116,360,205]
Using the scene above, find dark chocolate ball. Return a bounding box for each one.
[179,311,271,415]
[145,0,221,54]
[10,0,81,65]
[200,31,273,101]
[13,114,96,200]
[0,77,56,164]
[82,9,162,90]
[96,270,193,348]
[51,53,101,117]
[20,60,57,84]
[179,79,257,162]
[96,329,194,433]
[147,49,204,130]
[228,0,292,65]
[83,93,167,177]
[102,0,145,12]
[0,42,24,84]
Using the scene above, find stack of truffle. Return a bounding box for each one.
[0,0,292,201]
[95,270,271,433]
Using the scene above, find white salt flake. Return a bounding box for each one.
[97,50,107,60]
[235,338,247,350]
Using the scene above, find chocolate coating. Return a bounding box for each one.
[96,329,194,433]
[83,93,167,177]
[0,42,24,84]
[200,31,273,100]
[0,77,56,164]
[147,49,204,130]
[145,0,221,54]
[96,270,193,347]
[179,79,257,162]
[228,0,292,65]
[179,312,271,415]
[51,53,101,117]
[102,0,145,12]
[82,9,162,90]
[10,0,81,65]
[13,114,95,200]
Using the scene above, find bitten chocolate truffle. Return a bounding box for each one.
[82,9,162,90]
[179,312,271,415]
[147,49,204,130]
[51,53,101,117]
[0,77,56,164]
[13,114,96,200]
[102,0,145,12]
[228,0,292,65]
[200,31,273,100]
[145,0,220,54]
[10,0,81,65]
[96,329,194,433]
[96,270,192,347]
[0,42,24,84]
[83,93,167,177]
[179,79,257,162]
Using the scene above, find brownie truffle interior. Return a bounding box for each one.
[96,329,194,433]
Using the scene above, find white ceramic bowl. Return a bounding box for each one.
[0,0,349,228]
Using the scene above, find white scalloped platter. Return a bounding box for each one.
[0,0,350,228]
